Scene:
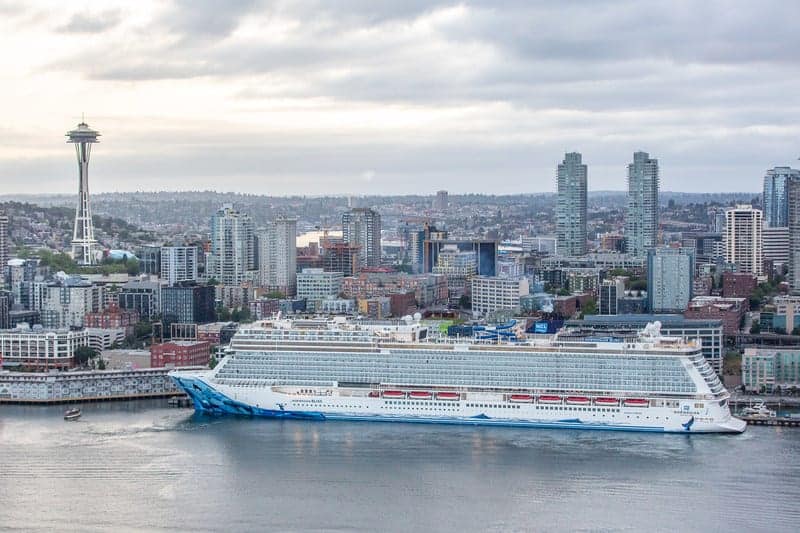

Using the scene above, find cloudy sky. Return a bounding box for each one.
[0,0,798,195]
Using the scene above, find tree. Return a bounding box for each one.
[232,307,252,323]
[133,321,152,339]
[217,307,232,321]
[458,295,471,309]
[74,346,98,366]
[581,299,598,316]
[97,358,107,370]
[750,322,761,334]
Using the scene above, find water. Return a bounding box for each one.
[1,401,799,533]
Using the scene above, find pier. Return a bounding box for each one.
[0,367,205,404]
[740,416,800,427]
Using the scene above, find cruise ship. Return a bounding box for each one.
[170,317,746,434]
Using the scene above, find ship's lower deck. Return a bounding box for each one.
[172,374,746,434]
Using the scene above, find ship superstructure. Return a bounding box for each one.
[170,318,745,433]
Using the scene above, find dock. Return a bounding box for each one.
[167,395,193,408]
[739,416,800,427]
[0,367,205,405]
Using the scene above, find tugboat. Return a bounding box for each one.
[63,408,82,421]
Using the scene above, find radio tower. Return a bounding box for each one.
[67,120,100,265]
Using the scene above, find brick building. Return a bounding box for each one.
[684,296,747,335]
[150,340,211,368]
[722,272,757,299]
[84,305,140,336]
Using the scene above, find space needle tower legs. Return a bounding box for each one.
[66,121,100,265]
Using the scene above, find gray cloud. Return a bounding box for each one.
[11,0,800,193]
[57,10,122,33]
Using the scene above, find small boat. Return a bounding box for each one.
[566,396,590,405]
[368,391,380,398]
[64,408,82,421]
[382,390,405,399]
[408,391,432,399]
[509,394,533,403]
[594,397,619,406]
[740,401,776,418]
[623,398,649,407]
[538,395,562,404]
[436,392,460,401]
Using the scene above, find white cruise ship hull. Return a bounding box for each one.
[171,372,746,434]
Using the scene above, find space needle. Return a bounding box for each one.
[66,120,100,265]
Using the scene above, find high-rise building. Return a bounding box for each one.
[625,151,659,256]
[40,278,104,329]
[297,268,343,311]
[556,152,587,256]
[67,121,100,265]
[0,212,8,275]
[118,279,162,319]
[599,277,626,315]
[160,246,199,286]
[647,247,694,313]
[323,242,361,277]
[161,283,216,326]
[342,208,381,268]
[788,178,800,293]
[762,226,790,270]
[0,290,10,329]
[256,218,297,296]
[407,223,446,273]
[471,276,530,315]
[422,239,497,277]
[434,190,449,211]
[724,205,763,276]
[138,246,161,276]
[207,204,255,285]
[763,166,800,228]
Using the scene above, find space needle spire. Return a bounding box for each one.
[66,120,100,265]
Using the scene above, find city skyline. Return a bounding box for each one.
[0,1,798,195]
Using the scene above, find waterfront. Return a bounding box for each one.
[1,401,799,532]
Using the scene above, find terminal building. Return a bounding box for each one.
[0,325,89,371]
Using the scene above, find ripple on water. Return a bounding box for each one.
[1,404,800,533]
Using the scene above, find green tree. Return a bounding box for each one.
[74,346,98,366]
[217,307,232,321]
[458,295,471,309]
[750,322,761,334]
[231,307,252,323]
[133,321,152,339]
[581,299,598,316]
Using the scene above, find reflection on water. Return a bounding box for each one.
[1,400,799,532]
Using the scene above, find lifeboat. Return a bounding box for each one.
[382,390,405,399]
[594,397,619,406]
[509,394,533,403]
[368,391,380,398]
[436,392,460,401]
[624,398,649,407]
[409,391,432,399]
[538,395,562,404]
[566,396,590,405]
